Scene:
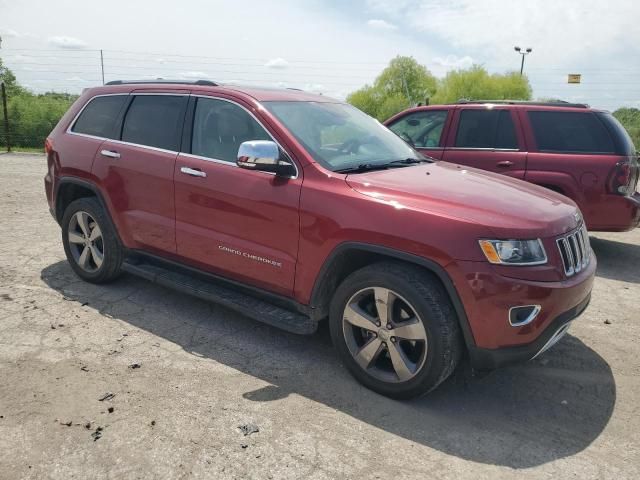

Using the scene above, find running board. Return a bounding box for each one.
[122,261,318,335]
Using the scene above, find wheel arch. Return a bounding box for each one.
[55,177,123,245]
[309,242,476,349]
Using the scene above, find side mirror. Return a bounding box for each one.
[237,140,296,177]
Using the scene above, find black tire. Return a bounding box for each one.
[61,197,124,284]
[329,261,462,399]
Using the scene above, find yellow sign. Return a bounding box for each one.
[568,74,581,84]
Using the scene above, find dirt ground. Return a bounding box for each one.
[0,152,638,480]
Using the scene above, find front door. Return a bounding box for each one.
[174,96,302,296]
[442,108,527,179]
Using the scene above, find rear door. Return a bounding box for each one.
[442,107,527,179]
[386,109,450,160]
[173,95,302,296]
[92,93,188,255]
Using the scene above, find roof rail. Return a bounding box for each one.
[454,99,589,108]
[105,79,219,86]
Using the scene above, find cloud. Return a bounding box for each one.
[367,0,639,67]
[0,28,20,37]
[48,36,87,49]
[366,19,397,31]
[265,57,289,69]
[433,54,474,70]
[179,71,207,78]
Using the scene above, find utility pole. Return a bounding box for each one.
[1,82,10,152]
[0,35,11,152]
[100,49,105,85]
[514,46,533,76]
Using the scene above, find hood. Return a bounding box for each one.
[345,161,581,239]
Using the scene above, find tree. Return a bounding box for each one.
[613,107,640,148]
[0,56,78,149]
[0,57,25,96]
[431,65,532,104]
[347,56,437,121]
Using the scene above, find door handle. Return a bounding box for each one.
[180,167,207,178]
[497,160,514,168]
[100,149,120,159]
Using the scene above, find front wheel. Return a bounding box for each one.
[61,197,123,283]
[329,262,462,399]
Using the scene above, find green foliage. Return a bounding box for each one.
[347,56,437,121]
[431,65,532,104]
[347,60,532,120]
[8,92,78,148]
[1,57,78,149]
[0,57,26,96]
[613,107,640,148]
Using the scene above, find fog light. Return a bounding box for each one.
[509,305,542,327]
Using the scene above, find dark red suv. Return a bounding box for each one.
[45,81,595,398]
[385,101,640,232]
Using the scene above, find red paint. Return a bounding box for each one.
[386,103,640,232]
[46,83,596,355]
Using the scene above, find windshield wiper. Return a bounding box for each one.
[386,157,430,165]
[335,158,430,174]
[335,163,393,174]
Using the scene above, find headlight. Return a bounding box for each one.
[478,239,547,265]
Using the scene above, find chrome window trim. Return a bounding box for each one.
[188,94,299,179]
[64,92,300,179]
[65,92,130,137]
[108,138,179,155]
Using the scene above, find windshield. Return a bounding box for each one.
[263,101,424,171]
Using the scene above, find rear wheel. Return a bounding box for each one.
[61,197,123,283]
[329,262,462,399]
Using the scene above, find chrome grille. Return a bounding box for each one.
[557,224,591,277]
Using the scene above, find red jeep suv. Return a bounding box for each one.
[45,81,595,399]
[385,101,640,232]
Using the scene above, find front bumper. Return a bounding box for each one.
[445,251,596,370]
[467,293,590,370]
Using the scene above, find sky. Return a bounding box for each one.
[1,0,639,111]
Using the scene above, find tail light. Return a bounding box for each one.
[608,157,639,196]
[44,138,53,155]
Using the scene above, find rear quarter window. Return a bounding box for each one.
[71,95,128,138]
[528,111,615,154]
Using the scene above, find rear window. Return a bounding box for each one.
[596,112,636,156]
[121,95,188,151]
[455,109,518,149]
[71,95,127,138]
[528,111,615,154]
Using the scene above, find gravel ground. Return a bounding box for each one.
[0,153,638,480]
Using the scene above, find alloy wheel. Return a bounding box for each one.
[342,287,428,383]
[67,211,104,273]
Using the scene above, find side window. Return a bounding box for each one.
[121,95,188,151]
[528,111,615,153]
[455,109,518,149]
[71,95,127,138]
[388,110,447,148]
[191,97,271,162]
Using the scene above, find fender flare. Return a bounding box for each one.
[310,242,476,349]
[54,177,123,246]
